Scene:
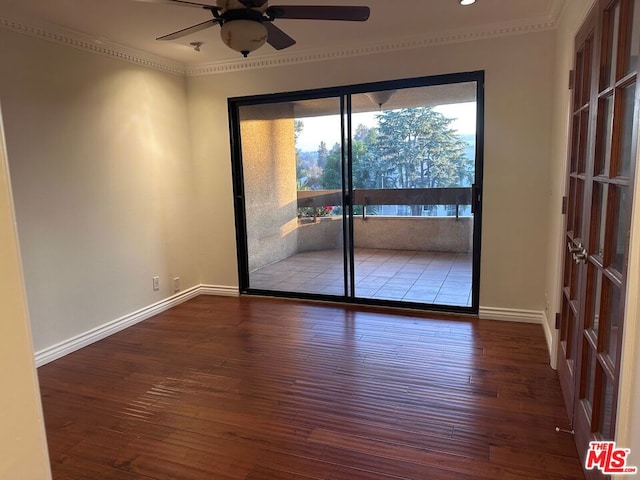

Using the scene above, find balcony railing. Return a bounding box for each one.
[297,187,472,219]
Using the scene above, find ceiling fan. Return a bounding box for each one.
[135,0,370,57]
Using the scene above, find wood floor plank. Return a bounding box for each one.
[39,295,585,480]
[244,464,325,480]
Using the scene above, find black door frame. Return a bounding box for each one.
[228,70,485,314]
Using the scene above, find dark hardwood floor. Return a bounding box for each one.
[38,295,585,480]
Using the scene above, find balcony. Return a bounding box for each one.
[248,187,474,307]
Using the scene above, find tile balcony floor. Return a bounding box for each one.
[249,248,473,307]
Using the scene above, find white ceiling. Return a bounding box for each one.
[0,0,564,68]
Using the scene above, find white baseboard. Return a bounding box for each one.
[34,284,238,367]
[478,306,545,324]
[199,284,240,296]
[36,293,554,368]
[541,311,558,370]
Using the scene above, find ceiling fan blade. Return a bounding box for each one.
[264,22,296,50]
[156,19,220,40]
[267,5,370,21]
[134,0,218,9]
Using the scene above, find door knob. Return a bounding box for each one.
[572,246,588,264]
[568,241,582,253]
[568,242,588,263]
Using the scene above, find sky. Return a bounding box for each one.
[296,102,477,152]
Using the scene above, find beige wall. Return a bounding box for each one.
[0,29,199,352]
[188,30,556,312]
[0,105,51,479]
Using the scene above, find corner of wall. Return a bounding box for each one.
[34,286,240,367]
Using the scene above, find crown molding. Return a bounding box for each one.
[186,9,565,76]
[1,0,566,78]
[0,14,186,76]
[186,0,566,76]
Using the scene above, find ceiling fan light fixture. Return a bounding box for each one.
[220,19,268,57]
[459,0,476,5]
[365,90,397,109]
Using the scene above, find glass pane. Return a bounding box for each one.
[586,265,603,335]
[595,95,614,176]
[602,2,621,89]
[574,48,585,108]
[578,110,590,173]
[570,251,580,299]
[564,240,580,300]
[582,36,594,106]
[603,279,622,366]
[609,186,629,272]
[598,372,616,439]
[591,182,608,257]
[570,115,580,172]
[564,300,578,361]
[624,0,639,75]
[564,237,573,289]
[568,178,577,236]
[581,340,597,415]
[574,178,585,238]
[349,83,477,307]
[561,295,571,344]
[240,98,346,296]
[617,83,637,177]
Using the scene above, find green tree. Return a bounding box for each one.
[316,111,472,215]
[320,124,380,190]
[352,125,378,189]
[295,120,306,179]
[321,142,342,189]
[295,120,324,189]
[374,107,472,214]
[294,120,304,141]
[375,107,470,189]
[317,141,329,169]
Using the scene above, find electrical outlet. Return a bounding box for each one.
[173,277,180,293]
[544,294,550,313]
[153,276,160,291]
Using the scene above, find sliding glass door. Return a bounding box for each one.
[229,72,483,312]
